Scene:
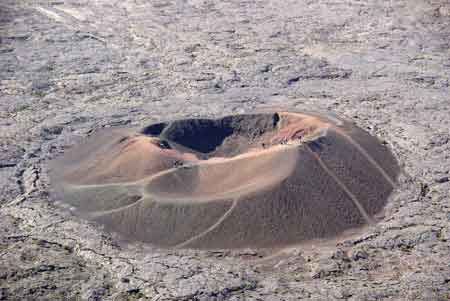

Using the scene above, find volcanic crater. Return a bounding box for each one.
[50,111,400,249]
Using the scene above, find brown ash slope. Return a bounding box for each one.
[50,111,399,249]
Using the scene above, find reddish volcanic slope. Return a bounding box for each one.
[49,111,399,249]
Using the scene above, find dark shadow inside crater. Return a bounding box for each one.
[141,113,281,158]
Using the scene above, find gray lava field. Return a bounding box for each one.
[1,0,450,300]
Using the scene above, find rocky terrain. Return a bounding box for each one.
[1,0,449,300]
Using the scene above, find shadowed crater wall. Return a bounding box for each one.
[49,110,400,249]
